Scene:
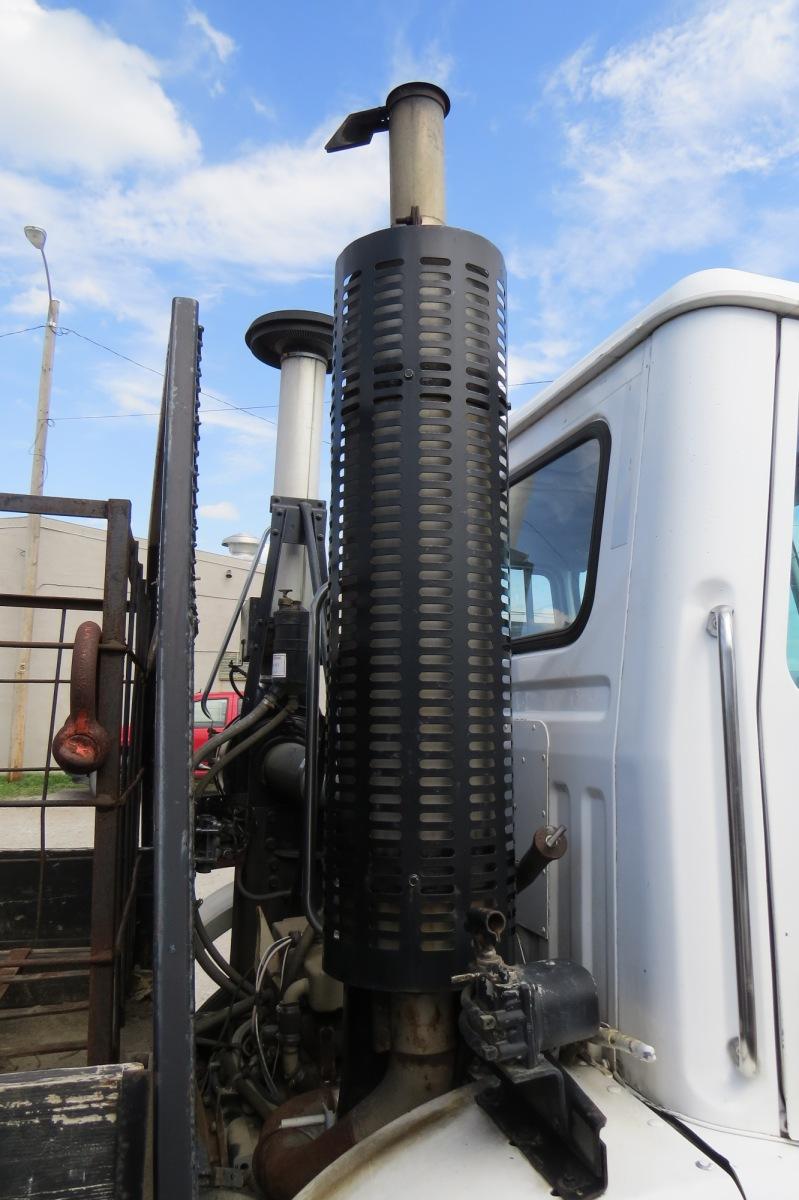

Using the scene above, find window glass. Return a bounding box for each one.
[509,436,603,644]
[193,698,229,727]
[787,443,799,685]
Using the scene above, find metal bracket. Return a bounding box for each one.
[513,718,551,940]
[303,580,328,935]
[325,104,389,152]
[477,1058,607,1199]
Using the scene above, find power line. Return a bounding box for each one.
[57,325,276,426]
[59,326,162,375]
[52,403,279,423]
[0,323,46,339]
[9,318,553,417]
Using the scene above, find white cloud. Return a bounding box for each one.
[199,500,240,520]
[514,0,799,368]
[507,339,573,388]
[250,94,277,121]
[0,129,386,340]
[200,399,277,443]
[0,0,384,500]
[100,370,163,422]
[85,131,387,279]
[0,2,386,326]
[389,32,454,91]
[0,0,200,175]
[186,7,236,63]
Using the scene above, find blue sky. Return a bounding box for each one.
[3,0,799,549]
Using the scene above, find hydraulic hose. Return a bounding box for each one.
[193,933,243,996]
[195,995,254,1035]
[191,692,278,770]
[193,906,256,995]
[194,704,292,798]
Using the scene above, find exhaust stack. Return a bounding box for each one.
[245,310,333,604]
[387,82,448,226]
[252,83,607,1200]
[324,83,514,993]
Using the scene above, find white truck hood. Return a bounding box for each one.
[297,1062,739,1199]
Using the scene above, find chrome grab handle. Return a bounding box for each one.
[303,581,328,934]
[707,605,757,1074]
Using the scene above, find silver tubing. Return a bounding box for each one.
[200,523,270,718]
[707,604,757,1074]
[303,580,328,934]
[388,85,447,226]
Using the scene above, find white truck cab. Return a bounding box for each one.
[508,268,799,1195]
[301,269,799,1199]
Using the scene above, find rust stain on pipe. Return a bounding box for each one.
[254,993,456,1200]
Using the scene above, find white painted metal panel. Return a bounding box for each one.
[510,269,799,438]
[513,717,550,940]
[511,342,649,1025]
[614,307,780,1133]
[298,1067,741,1199]
[756,315,799,1138]
[685,1119,799,1199]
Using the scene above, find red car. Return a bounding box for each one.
[193,691,241,772]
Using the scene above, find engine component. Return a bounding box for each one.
[451,932,607,1200]
[269,596,309,698]
[589,1024,656,1063]
[194,807,244,872]
[261,740,305,803]
[460,957,599,1071]
[516,823,568,894]
[269,919,343,1014]
[304,940,343,1013]
[252,1086,338,1200]
[226,1113,261,1175]
[253,993,455,1200]
[324,84,514,993]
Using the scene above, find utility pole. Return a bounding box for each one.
[7,227,59,779]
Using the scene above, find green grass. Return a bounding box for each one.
[0,771,85,800]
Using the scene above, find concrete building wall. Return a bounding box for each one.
[0,516,264,770]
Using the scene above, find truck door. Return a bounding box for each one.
[508,349,647,1024]
[757,315,799,1139]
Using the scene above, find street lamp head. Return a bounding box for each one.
[24,225,47,251]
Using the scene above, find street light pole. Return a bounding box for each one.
[7,227,60,779]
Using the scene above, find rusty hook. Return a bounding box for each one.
[53,620,111,775]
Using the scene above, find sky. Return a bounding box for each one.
[3,0,799,549]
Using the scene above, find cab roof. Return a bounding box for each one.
[509,268,799,439]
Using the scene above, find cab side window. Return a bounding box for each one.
[509,426,609,650]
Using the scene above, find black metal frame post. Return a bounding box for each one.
[150,298,201,1200]
[87,498,132,1064]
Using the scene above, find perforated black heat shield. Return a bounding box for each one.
[324,224,514,992]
